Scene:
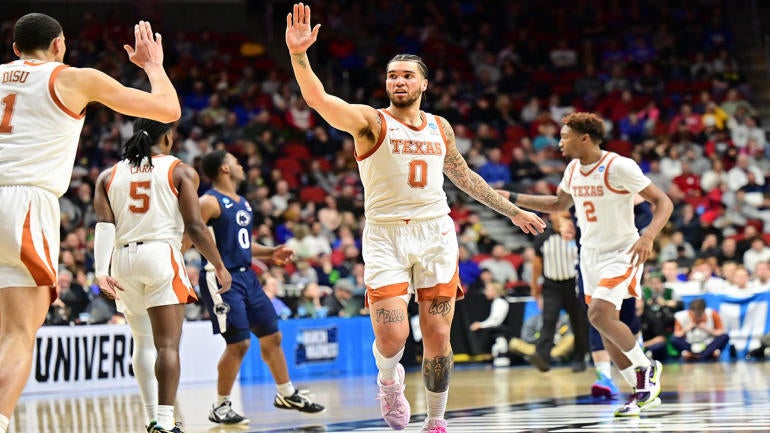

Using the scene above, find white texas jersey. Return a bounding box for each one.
[107,155,184,250]
[356,109,450,222]
[0,60,85,197]
[559,151,651,251]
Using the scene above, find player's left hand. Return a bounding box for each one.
[511,210,546,235]
[627,235,654,267]
[96,275,124,300]
[272,245,295,265]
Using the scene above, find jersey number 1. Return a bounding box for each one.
[0,94,17,134]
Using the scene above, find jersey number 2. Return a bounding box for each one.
[0,94,17,134]
[584,200,598,222]
[408,159,428,188]
[129,181,151,214]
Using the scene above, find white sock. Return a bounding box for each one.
[622,345,651,369]
[620,366,637,388]
[156,405,175,430]
[373,341,404,384]
[426,390,448,420]
[596,361,612,378]
[0,413,9,433]
[277,382,296,397]
[126,315,158,425]
[216,395,230,406]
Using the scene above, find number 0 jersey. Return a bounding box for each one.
[559,151,651,252]
[107,155,184,249]
[356,109,450,222]
[0,60,85,197]
[202,189,253,270]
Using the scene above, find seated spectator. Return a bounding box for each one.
[477,148,511,188]
[290,259,319,286]
[264,275,293,320]
[322,279,363,318]
[295,282,326,319]
[719,266,757,296]
[479,245,519,286]
[469,281,511,365]
[671,298,729,361]
[743,237,770,275]
[458,244,481,289]
[752,261,770,292]
[659,231,696,264]
[508,312,575,365]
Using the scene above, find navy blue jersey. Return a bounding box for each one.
[203,189,253,270]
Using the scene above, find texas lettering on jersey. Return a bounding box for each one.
[390,139,443,156]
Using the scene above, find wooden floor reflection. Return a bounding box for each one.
[12,361,770,432]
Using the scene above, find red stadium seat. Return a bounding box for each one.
[299,186,328,204]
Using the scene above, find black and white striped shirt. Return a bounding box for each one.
[533,229,579,281]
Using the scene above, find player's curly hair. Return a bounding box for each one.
[562,112,605,145]
[387,54,428,78]
[122,118,174,168]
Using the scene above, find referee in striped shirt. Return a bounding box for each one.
[527,212,589,372]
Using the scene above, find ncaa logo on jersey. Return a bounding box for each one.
[598,165,605,173]
[236,209,251,226]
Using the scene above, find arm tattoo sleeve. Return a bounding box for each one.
[423,353,453,392]
[439,117,520,217]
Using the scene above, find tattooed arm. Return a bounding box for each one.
[440,116,546,233]
[285,3,378,148]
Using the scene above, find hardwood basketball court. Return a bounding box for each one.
[10,361,770,432]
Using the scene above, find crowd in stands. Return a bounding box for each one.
[2,0,768,361]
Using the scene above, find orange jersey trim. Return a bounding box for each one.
[417,267,464,301]
[170,246,197,304]
[579,152,610,176]
[105,164,119,193]
[598,265,634,289]
[366,281,409,306]
[356,110,387,161]
[48,64,85,120]
[20,205,56,287]
[436,114,448,152]
[168,159,181,196]
[603,155,630,194]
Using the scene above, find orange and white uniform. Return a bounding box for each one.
[0,60,85,290]
[559,151,651,308]
[106,155,196,315]
[357,109,461,304]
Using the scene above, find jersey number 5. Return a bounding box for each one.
[408,159,428,188]
[0,94,17,134]
[129,181,151,214]
[584,200,598,222]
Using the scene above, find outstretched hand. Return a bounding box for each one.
[272,245,295,265]
[511,210,546,235]
[123,20,164,69]
[286,2,321,54]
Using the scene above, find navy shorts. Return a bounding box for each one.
[200,269,279,344]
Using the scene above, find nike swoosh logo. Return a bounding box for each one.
[441,230,450,236]
[284,397,306,407]
[225,203,234,208]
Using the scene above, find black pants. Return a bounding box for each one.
[535,277,589,363]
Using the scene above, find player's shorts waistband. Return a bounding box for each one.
[228,266,249,273]
[366,215,446,226]
[118,240,176,249]
[120,241,144,248]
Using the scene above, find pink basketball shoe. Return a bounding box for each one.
[376,363,411,430]
[421,418,448,433]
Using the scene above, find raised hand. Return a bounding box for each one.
[285,2,321,54]
[511,210,546,235]
[123,20,164,69]
[272,245,295,266]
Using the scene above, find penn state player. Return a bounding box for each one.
[195,150,325,425]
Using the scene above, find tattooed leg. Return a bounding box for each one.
[423,353,453,392]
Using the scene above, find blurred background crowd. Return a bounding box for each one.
[3,0,769,363]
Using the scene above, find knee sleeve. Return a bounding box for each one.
[126,314,158,408]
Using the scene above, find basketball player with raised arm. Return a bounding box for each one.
[286,4,546,432]
[0,14,180,432]
[93,119,231,433]
[498,112,673,417]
